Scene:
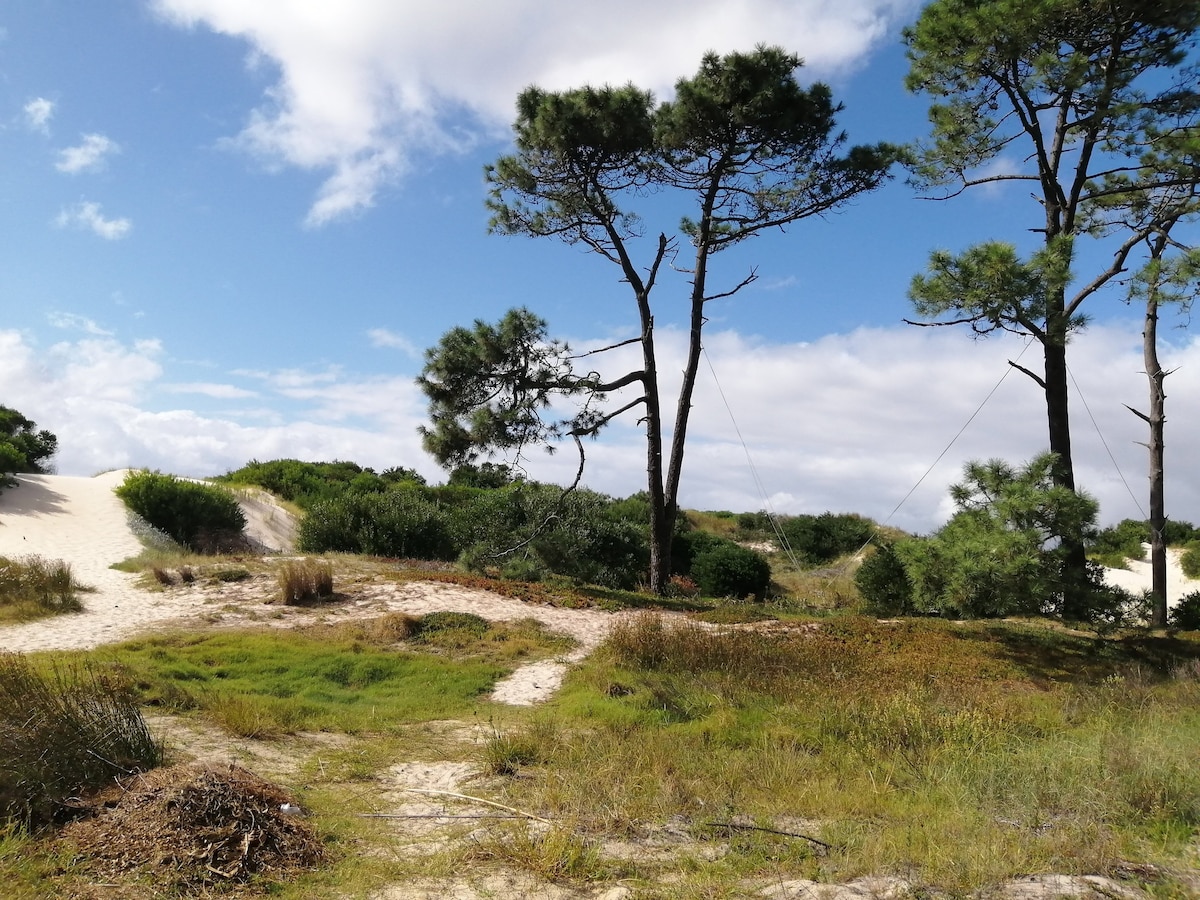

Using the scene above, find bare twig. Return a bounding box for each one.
[703,820,835,851]
[401,788,552,825]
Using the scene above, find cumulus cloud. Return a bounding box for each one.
[56,133,120,174]
[24,97,54,133]
[151,0,918,224]
[54,201,132,240]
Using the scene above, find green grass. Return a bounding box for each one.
[0,556,86,623]
[92,615,572,737]
[483,615,1200,893]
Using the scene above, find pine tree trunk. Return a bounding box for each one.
[1043,329,1089,618]
[1144,291,1168,627]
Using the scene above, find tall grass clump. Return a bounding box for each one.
[0,653,162,828]
[115,469,246,552]
[0,556,84,623]
[277,558,334,604]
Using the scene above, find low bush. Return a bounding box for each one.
[1181,541,1200,579]
[777,512,875,566]
[1170,591,1200,631]
[0,653,162,828]
[414,611,490,638]
[854,542,913,616]
[1089,518,1148,567]
[689,543,771,600]
[115,470,246,552]
[297,490,456,560]
[277,559,334,604]
[0,555,84,622]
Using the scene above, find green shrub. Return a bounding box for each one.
[1089,518,1148,566]
[1170,591,1200,631]
[115,470,246,552]
[1181,542,1200,579]
[690,543,770,600]
[297,490,456,560]
[778,512,875,566]
[414,611,490,638]
[854,542,914,615]
[0,654,162,828]
[218,458,424,508]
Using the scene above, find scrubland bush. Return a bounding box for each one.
[0,654,161,828]
[1170,591,1200,631]
[777,511,875,565]
[854,542,914,615]
[1181,541,1200,579]
[297,490,456,560]
[278,559,334,604]
[689,542,771,600]
[115,470,246,552]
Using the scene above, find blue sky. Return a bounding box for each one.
[2,0,1197,533]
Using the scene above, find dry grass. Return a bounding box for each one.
[278,558,334,604]
[0,556,86,623]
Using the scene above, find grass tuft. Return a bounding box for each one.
[278,558,334,604]
[0,653,162,828]
[0,556,86,623]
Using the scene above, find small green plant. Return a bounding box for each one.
[482,723,554,776]
[278,559,334,604]
[209,567,250,583]
[415,610,490,638]
[115,470,246,552]
[0,653,162,828]
[0,556,85,622]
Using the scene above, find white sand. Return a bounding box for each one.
[0,471,206,651]
[1100,543,1200,608]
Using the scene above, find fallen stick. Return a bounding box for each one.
[703,821,834,851]
[400,788,552,825]
[358,813,526,820]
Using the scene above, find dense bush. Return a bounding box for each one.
[0,653,162,828]
[1170,591,1200,631]
[115,470,246,551]
[0,406,57,488]
[778,512,876,566]
[690,543,771,600]
[1088,518,1148,566]
[1181,541,1200,579]
[854,542,914,615]
[220,458,425,509]
[297,489,456,560]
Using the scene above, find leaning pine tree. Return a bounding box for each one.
[418,46,894,594]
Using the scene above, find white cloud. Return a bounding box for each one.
[3,319,1192,534]
[24,97,54,133]
[161,382,259,399]
[56,133,120,174]
[55,201,132,240]
[367,327,420,358]
[152,0,919,225]
[46,312,113,336]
